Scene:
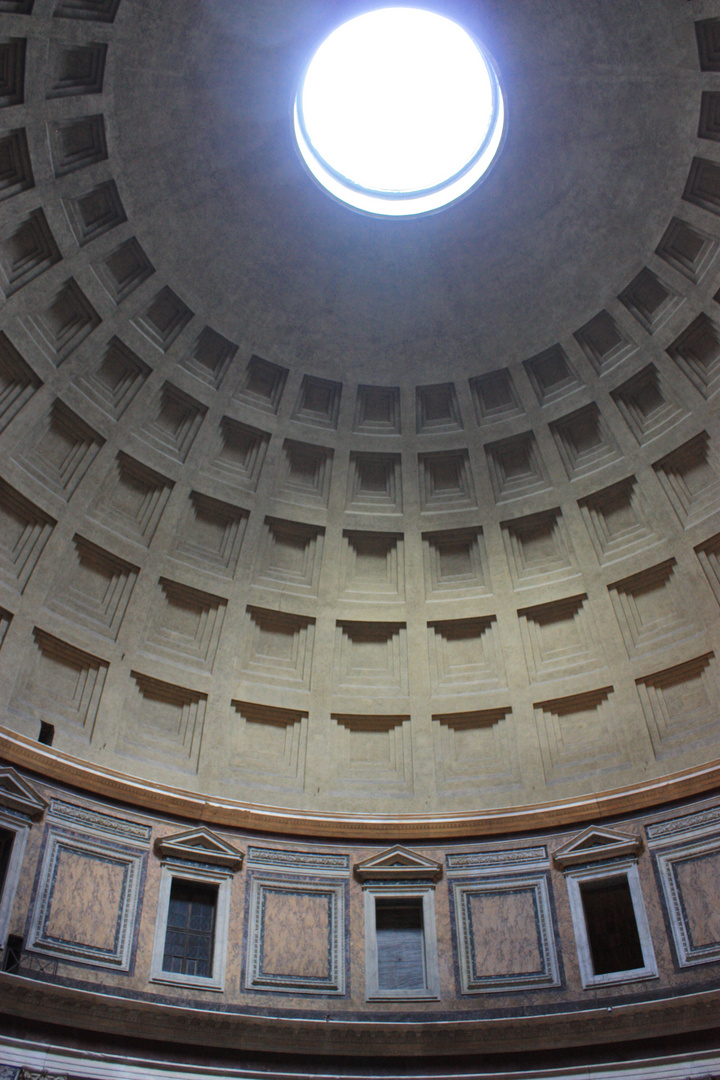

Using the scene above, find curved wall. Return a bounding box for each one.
[1,761,720,1063]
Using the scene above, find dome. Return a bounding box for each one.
[2,0,720,1076]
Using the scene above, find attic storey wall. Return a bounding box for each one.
[2,763,720,1048]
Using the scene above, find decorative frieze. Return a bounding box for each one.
[446,847,548,874]
[246,847,350,876]
[47,798,150,845]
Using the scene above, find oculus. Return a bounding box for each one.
[294,7,505,216]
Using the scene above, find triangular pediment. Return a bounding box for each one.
[0,767,48,820]
[354,845,442,882]
[553,826,642,869]
[154,827,244,871]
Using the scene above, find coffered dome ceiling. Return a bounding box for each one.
[1,0,720,832]
[110,0,698,380]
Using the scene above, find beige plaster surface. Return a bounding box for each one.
[1,0,720,830]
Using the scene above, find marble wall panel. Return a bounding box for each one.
[26,828,144,970]
[452,875,560,993]
[245,876,345,995]
[654,835,720,966]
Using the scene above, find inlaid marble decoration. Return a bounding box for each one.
[446,847,548,874]
[48,799,151,846]
[246,847,350,876]
[18,1070,66,1080]
[647,804,720,843]
[654,836,720,966]
[26,829,144,970]
[245,876,345,994]
[453,875,560,993]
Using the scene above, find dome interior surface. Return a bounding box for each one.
[0,0,720,832]
[108,0,699,380]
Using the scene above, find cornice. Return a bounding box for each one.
[1,974,720,1057]
[2,726,720,840]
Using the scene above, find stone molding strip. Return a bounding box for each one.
[5,1040,720,1080]
[2,975,720,1057]
[446,847,548,873]
[4,726,720,840]
[48,799,150,845]
[246,846,350,875]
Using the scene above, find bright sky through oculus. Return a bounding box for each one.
[294,7,504,216]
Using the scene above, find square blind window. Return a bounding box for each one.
[162,879,217,978]
[580,876,644,975]
[375,897,426,991]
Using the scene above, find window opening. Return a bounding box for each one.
[38,722,54,746]
[580,875,644,975]
[375,896,425,990]
[2,934,23,973]
[294,7,505,216]
[162,879,217,979]
[0,829,12,901]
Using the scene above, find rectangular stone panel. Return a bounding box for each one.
[354,384,401,433]
[453,875,560,993]
[225,701,307,792]
[11,628,108,742]
[333,622,408,694]
[636,652,720,760]
[0,477,55,592]
[245,877,345,994]
[118,671,206,774]
[27,830,143,970]
[534,686,627,785]
[331,714,412,797]
[655,837,720,966]
[428,616,506,693]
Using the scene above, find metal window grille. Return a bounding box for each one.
[162,879,217,978]
[375,897,426,990]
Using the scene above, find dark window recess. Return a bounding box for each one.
[2,934,22,974]
[580,876,644,975]
[38,721,54,745]
[0,828,13,899]
[376,897,425,990]
[162,879,217,978]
